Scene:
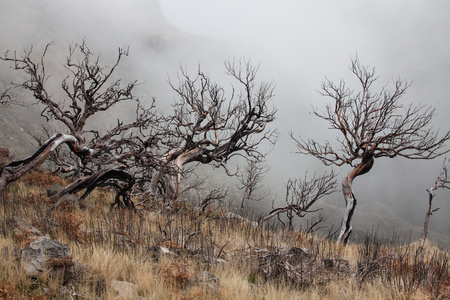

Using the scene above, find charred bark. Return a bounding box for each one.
[0,133,135,208]
[0,41,160,208]
[50,168,135,209]
[258,205,302,225]
[422,192,434,244]
[421,160,449,244]
[337,155,374,244]
[0,133,92,197]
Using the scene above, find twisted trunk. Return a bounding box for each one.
[337,154,374,244]
[0,133,92,197]
[151,148,206,203]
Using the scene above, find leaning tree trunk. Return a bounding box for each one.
[0,133,91,197]
[151,148,205,203]
[337,154,374,244]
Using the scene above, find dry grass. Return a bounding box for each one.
[0,170,448,299]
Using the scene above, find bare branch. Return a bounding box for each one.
[236,159,270,209]
[294,56,449,168]
[292,56,449,244]
[422,158,449,243]
[153,59,278,202]
[0,41,160,207]
[258,171,337,226]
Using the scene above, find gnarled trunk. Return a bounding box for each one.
[151,148,205,203]
[337,155,374,244]
[0,133,91,197]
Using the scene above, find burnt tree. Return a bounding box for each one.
[0,41,158,206]
[421,158,449,243]
[151,59,278,202]
[0,87,16,106]
[293,57,450,244]
[236,158,270,210]
[258,171,336,230]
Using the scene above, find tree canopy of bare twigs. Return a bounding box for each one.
[422,158,449,243]
[0,41,159,206]
[236,159,270,210]
[0,86,17,106]
[150,59,278,202]
[258,171,337,230]
[292,57,450,244]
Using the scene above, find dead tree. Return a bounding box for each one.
[0,87,17,106]
[0,41,159,206]
[151,59,278,202]
[258,171,336,230]
[293,57,450,244]
[236,159,269,210]
[421,158,449,243]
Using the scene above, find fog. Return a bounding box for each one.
[1,0,449,244]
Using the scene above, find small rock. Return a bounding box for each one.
[160,246,178,256]
[53,194,79,210]
[47,184,64,198]
[7,216,43,237]
[111,279,140,299]
[185,271,220,292]
[21,236,72,277]
[145,245,178,261]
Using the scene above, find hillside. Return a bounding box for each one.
[1,0,449,273]
[0,170,448,299]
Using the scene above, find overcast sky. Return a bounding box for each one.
[1,0,449,234]
[158,0,450,127]
[147,0,450,233]
[159,0,450,175]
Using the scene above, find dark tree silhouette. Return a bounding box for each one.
[0,87,15,106]
[293,57,450,244]
[236,159,270,210]
[0,41,159,206]
[421,158,449,244]
[258,171,336,229]
[150,59,278,202]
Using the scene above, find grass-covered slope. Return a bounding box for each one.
[0,170,448,299]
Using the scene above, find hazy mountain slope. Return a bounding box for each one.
[0,0,219,155]
[1,0,448,250]
[306,201,450,249]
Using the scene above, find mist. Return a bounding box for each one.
[1,0,449,245]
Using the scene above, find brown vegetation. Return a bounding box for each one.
[0,170,448,299]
